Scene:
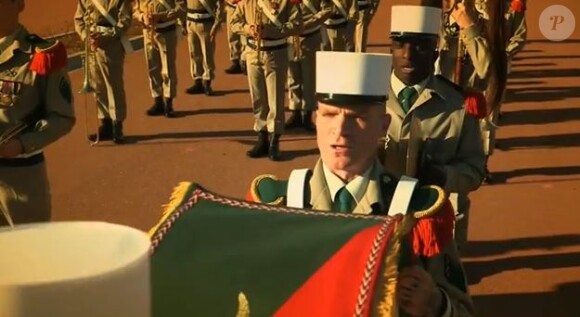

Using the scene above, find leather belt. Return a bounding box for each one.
[247,38,288,51]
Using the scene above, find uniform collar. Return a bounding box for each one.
[390,72,430,99]
[322,161,374,204]
[0,25,32,64]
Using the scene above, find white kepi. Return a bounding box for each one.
[390,5,442,36]
[315,51,392,105]
[0,221,151,317]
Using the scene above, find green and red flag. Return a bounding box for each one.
[148,182,450,316]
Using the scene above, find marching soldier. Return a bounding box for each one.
[184,0,224,96]
[353,0,378,52]
[132,0,186,118]
[322,0,357,51]
[505,0,527,74]
[285,0,332,131]
[231,0,302,161]
[224,0,246,74]
[247,51,475,316]
[436,0,506,182]
[74,0,132,144]
[1,0,75,226]
[381,3,485,248]
[478,0,527,181]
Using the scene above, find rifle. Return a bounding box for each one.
[0,122,27,146]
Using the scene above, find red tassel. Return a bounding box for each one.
[289,0,301,3]
[29,41,68,76]
[411,199,455,258]
[511,0,526,12]
[464,90,488,119]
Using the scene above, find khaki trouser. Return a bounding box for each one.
[480,109,499,156]
[226,5,244,61]
[187,19,216,81]
[246,46,289,134]
[91,40,127,122]
[143,28,178,98]
[287,32,320,111]
[0,161,51,227]
[354,7,371,52]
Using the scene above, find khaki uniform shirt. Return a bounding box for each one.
[186,0,225,34]
[437,11,491,91]
[74,0,132,41]
[381,74,485,195]
[133,0,187,27]
[0,25,75,156]
[231,0,302,39]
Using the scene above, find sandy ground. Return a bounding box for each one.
[18,1,580,316]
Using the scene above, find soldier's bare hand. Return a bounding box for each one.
[451,3,474,29]
[0,139,24,158]
[396,266,443,317]
[89,34,101,50]
[249,25,260,40]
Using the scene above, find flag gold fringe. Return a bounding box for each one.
[148,182,194,237]
[375,216,416,317]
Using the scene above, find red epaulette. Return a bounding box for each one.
[410,197,456,258]
[464,89,488,119]
[29,38,68,76]
[511,0,526,12]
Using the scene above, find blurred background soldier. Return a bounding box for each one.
[74,0,133,144]
[352,0,378,52]
[435,0,507,183]
[133,0,186,118]
[184,0,224,96]
[1,0,75,226]
[322,0,357,51]
[285,0,332,131]
[224,0,246,74]
[231,0,302,161]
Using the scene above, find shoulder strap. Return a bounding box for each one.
[156,0,174,11]
[330,0,348,18]
[302,0,318,14]
[257,0,283,28]
[198,0,216,16]
[89,0,118,26]
[387,176,419,216]
[286,169,312,208]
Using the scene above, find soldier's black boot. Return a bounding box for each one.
[112,121,125,144]
[284,110,303,129]
[185,79,204,94]
[246,131,269,158]
[225,59,243,74]
[241,60,247,75]
[268,133,282,161]
[146,96,164,116]
[203,80,214,96]
[303,110,315,132]
[483,164,494,184]
[88,118,113,141]
[164,97,175,118]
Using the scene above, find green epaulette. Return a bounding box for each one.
[409,185,447,219]
[248,174,288,205]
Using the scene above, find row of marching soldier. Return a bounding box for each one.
[71,0,380,149]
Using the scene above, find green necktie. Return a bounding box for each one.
[333,187,356,213]
[398,86,418,114]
